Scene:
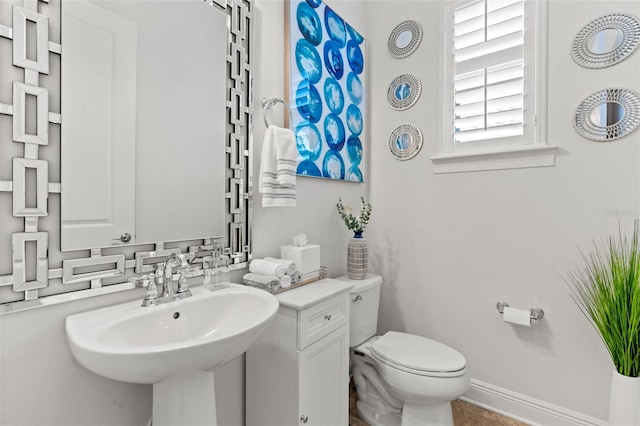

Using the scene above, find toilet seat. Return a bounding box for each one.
[370,331,467,378]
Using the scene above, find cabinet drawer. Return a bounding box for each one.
[298,294,348,349]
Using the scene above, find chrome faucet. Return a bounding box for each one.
[129,253,194,307]
[161,253,193,300]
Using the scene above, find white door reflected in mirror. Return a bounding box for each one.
[61,0,227,251]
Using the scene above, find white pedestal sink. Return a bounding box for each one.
[66,284,279,426]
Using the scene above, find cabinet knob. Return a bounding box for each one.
[353,295,363,302]
[300,415,308,423]
[324,314,332,321]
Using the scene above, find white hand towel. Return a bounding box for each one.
[275,128,297,187]
[249,259,286,278]
[259,126,297,208]
[264,257,297,276]
[290,270,302,284]
[280,275,292,289]
[243,273,280,287]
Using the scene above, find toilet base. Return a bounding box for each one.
[402,401,454,426]
[357,399,454,426]
[357,400,401,426]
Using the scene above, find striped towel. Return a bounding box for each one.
[259,126,297,207]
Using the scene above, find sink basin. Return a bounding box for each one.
[66,283,279,425]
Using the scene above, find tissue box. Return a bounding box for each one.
[281,244,320,275]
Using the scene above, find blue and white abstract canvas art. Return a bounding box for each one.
[287,0,366,182]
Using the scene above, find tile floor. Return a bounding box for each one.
[348,380,529,426]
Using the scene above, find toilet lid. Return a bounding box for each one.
[370,331,466,375]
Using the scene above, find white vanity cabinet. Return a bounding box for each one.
[246,279,354,426]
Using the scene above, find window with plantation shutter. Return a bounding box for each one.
[432,0,556,174]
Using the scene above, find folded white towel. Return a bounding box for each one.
[249,259,286,278]
[264,257,297,276]
[243,273,280,287]
[280,275,292,289]
[290,270,302,284]
[259,126,297,208]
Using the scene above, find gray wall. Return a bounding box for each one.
[366,0,639,422]
[2,0,640,425]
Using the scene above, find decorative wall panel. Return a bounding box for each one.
[0,0,254,312]
[62,255,126,285]
[12,158,48,216]
[12,232,49,292]
[12,82,49,144]
[134,248,183,274]
[12,6,49,73]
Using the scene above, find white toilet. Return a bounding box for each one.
[336,274,470,426]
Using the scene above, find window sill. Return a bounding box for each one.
[430,144,557,174]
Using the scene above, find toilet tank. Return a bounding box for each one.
[336,274,382,346]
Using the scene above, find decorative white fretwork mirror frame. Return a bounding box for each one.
[0,0,254,312]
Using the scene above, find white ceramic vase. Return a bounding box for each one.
[609,369,640,426]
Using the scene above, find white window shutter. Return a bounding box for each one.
[432,0,554,173]
[452,0,525,144]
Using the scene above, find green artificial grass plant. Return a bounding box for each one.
[567,222,640,377]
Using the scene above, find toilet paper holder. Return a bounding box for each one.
[496,302,544,321]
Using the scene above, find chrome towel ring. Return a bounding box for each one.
[262,97,293,129]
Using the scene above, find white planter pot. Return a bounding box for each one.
[609,369,640,426]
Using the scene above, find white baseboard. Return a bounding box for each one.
[461,379,606,426]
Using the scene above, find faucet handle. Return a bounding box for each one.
[155,263,166,283]
[141,275,160,307]
[176,268,193,298]
[129,273,161,307]
[175,253,194,268]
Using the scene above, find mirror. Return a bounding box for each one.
[388,20,423,58]
[395,30,413,49]
[387,74,422,110]
[571,13,640,69]
[590,102,625,127]
[588,28,624,54]
[573,88,640,142]
[60,0,227,251]
[387,123,423,160]
[395,133,413,151]
[395,83,412,100]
